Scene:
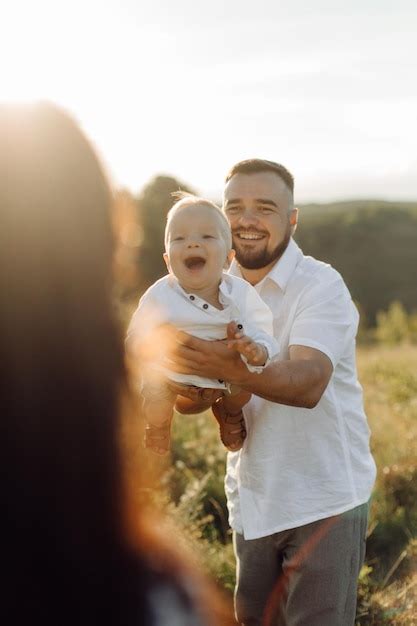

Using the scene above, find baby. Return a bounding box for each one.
[127,193,278,455]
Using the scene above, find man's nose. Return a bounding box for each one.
[237,209,259,227]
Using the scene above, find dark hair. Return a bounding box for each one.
[225,158,294,194]
[0,102,155,624]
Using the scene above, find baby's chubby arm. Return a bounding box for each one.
[125,282,176,368]
[226,324,268,366]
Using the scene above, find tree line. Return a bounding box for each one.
[294,200,417,325]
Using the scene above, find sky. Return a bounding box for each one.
[1,0,416,202]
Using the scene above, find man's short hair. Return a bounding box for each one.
[225,159,294,194]
[165,192,232,250]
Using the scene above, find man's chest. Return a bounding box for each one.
[257,285,299,352]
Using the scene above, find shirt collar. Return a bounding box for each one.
[169,272,232,306]
[229,238,302,292]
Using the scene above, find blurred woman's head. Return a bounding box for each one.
[0,101,147,623]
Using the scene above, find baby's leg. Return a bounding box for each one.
[222,386,252,414]
[142,382,176,456]
[212,386,251,452]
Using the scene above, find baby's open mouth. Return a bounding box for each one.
[184,256,206,270]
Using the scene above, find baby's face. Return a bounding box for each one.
[164,205,233,293]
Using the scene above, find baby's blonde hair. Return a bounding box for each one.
[165,192,232,250]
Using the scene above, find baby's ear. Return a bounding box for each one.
[163,252,172,273]
[224,249,235,269]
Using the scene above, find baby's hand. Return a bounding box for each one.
[227,324,268,366]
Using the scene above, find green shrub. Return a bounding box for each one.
[375,301,411,346]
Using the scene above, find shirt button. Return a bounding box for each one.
[218,379,224,384]
[189,295,195,301]
[203,303,208,309]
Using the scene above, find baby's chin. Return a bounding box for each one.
[176,272,224,294]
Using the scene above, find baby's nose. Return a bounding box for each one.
[187,239,200,247]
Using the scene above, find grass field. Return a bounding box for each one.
[140,345,417,625]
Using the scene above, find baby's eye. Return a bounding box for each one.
[203,234,215,239]
[172,236,184,242]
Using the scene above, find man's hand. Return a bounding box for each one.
[166,321,251,386]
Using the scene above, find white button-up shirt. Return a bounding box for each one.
[226,238,376,539]
[127,272,278,389]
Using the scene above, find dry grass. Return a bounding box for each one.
[357,345,417,468]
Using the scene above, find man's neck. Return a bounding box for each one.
[237,236,293,285]
[239,259,278,286]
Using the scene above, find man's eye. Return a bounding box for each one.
[226,206,240,214]
[259,207,273,214]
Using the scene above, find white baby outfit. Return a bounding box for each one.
[127,272,278,389]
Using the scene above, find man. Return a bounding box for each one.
[168,159,376,626]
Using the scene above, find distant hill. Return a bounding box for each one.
[299,199,417,215]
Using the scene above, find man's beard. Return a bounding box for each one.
[233,224,291,270]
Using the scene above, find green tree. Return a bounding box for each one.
[135,175,195,292]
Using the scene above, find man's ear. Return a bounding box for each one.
[163,252,171,273]
[290,208,298,234]
[224,249,235,269]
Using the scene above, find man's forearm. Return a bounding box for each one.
[234,359,329,408]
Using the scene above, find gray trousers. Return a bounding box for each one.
[233,502,368,626]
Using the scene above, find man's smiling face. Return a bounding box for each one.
[223,171,297,272]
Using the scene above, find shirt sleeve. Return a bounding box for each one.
[289,273,358,368]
